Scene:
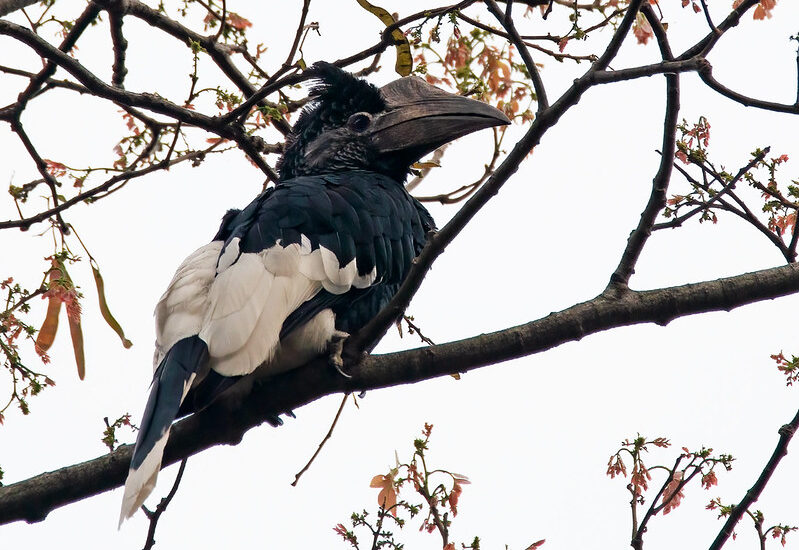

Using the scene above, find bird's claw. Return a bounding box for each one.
[328,330,351,378]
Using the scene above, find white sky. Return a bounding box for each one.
[2,1,799,549]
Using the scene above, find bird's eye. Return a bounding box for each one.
[347,112,372,133]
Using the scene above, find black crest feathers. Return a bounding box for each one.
[277,62,386,180]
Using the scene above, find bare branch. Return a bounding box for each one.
[608,3,679,288]
[107,2,129,89]
[291,393,348,487]
[12,2,103,112]
[697,60,799,114]
[141,459,188,550]
[221,0,479,125]
[0,146,220,231]
[347,0,647,353]
[0,0,38,18]
[593,0,645,71]
[678,0,759,61]
[709,408,799,550]
[485,0,549,112]
[0,19,278,182]
[4,262,799,524]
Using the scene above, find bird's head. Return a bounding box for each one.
[277,62,510,182]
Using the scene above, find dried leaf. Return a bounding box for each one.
[68,306,85,380]
[58,261,85,380]
[370,472,398,516]
[91,265,132,349]
[35,263,62,355]
[411,161,441,169]
[356,0,412,76]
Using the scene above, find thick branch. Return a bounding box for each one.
[0,0,38,17]
[608,4,679,287]
[107,2,129,89]
[697,60,799,114]
[3,262,799,524]
[347,0,646,352]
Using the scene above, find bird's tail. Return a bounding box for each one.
[119,336,208,526]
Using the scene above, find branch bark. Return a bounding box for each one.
[3,261,799,525]
[0,0,37,17]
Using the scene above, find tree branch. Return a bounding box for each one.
[608,3,679,287]
[107,1,129,89]
[697,60,799,113]
[485,0,549,112]
[0,19,278,184]
[0,0,38,17]
[347,0,647,354]
[4,262,799,524]
[709,406,799,550]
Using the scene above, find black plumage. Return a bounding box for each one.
[120,62,509,523]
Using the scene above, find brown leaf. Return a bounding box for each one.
[411,161,441,169]
[67,305,85,380]
[35,263,63,355]
[58,261,85,380]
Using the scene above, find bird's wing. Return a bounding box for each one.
[122,174,430,523]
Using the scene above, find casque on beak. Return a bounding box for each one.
[369,76,511,159]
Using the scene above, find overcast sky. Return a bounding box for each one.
[2,2,799,549]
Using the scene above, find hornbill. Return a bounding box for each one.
[119,62,509,523]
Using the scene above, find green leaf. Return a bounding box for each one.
[356,0,412,76]
[92,265,132,349]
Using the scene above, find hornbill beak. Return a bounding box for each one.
[370,76,511,159]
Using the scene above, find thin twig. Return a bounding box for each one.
[213,0,227,41]
[485,0,549,112]
[283,0,312,72]
[141,458,188,550]
[405,144,449,193]
[9,118,68,233]
[12,2,102,112]
[291,393,349,487]
[678,0,759,61]
[698,0,718,34]
[0,145,221,231]
[653,149,768,231]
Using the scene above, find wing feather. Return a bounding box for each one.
[154,241,223,368]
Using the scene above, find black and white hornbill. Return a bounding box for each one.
[119,62,509,522]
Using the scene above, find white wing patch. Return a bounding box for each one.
[154,241,223,369]
[216,236,241,273]
[155,234,377,379]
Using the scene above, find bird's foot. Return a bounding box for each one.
[328,330,351,378]
[265,414,284,427]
